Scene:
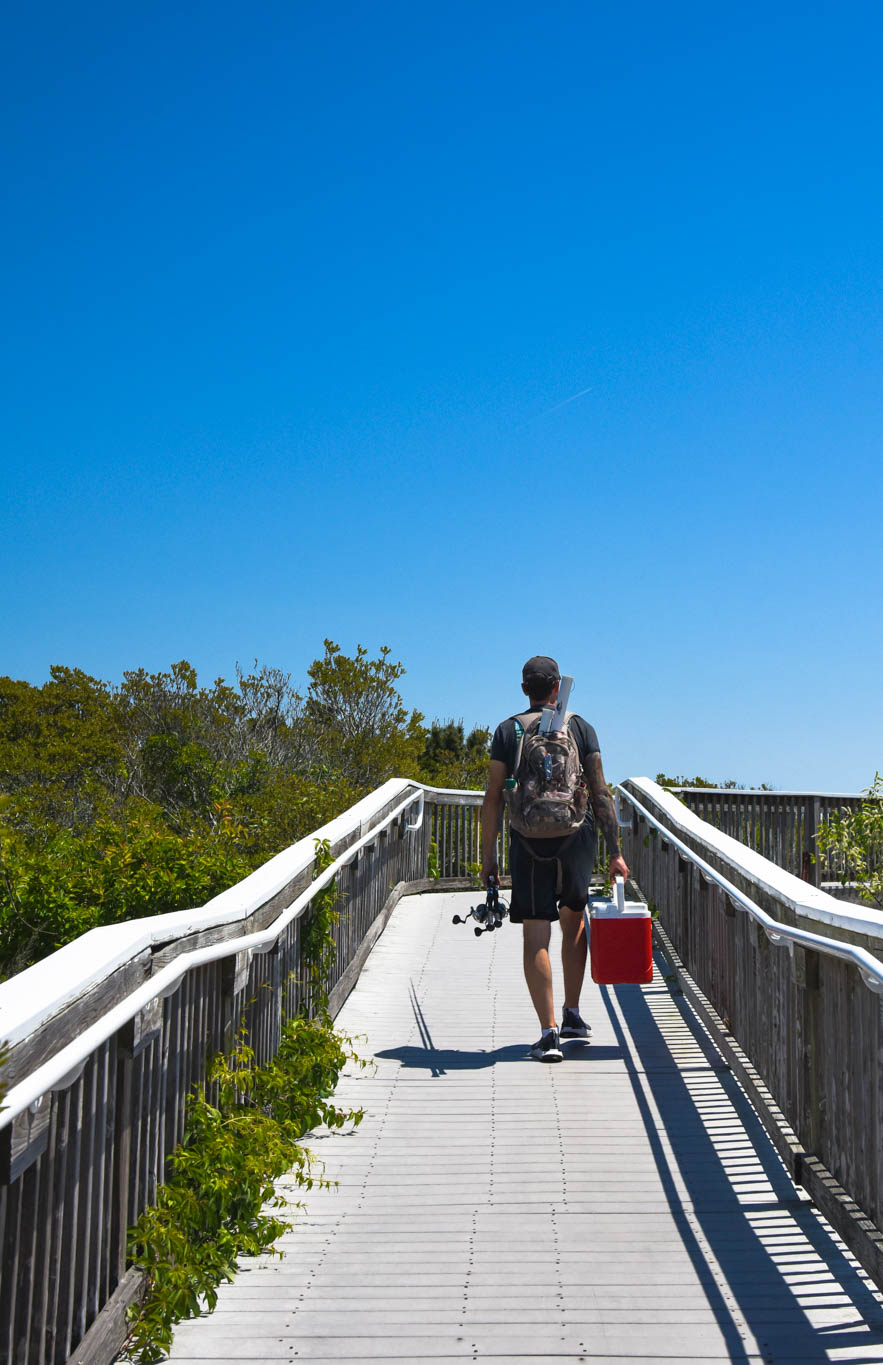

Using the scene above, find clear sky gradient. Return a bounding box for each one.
[2,2,881,791]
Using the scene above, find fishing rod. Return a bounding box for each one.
[452,875,509,937]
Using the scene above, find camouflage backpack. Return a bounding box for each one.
[506,711,588,839]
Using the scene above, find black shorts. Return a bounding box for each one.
[508,822,597,923]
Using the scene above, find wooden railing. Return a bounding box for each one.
[429,789,507,880]
[6,774,880,1364]
[0,780,486,1365]
[429,794,608,881]
[620,777,883,1288]
[671,787,867,886]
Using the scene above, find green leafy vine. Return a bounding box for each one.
[124,838,362,1361]
[299,838,340,1012]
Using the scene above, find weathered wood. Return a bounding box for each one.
[43,1090,69,1365]
[673,786,870,884]
[85,1047,108,1329]
[65,1266,145,1365]
[652,919,805,1179]
[327,882,409,1018]
[1,1169,21,1363]
[0,1096,52,1185]
[404,875,513,893]
[0,792,432,1363]
[12,1158,38,1364]
[149,870,316,970]
[58,1077,85,1363]
[625,778,883,1292]
[72,1061,97,1348]
[799,1154,883,1289]
[2,951,152,1091]
[423,790,483,807]
[28,1129,55,1365]
[157,889,883,1365]
[111,1044,132,1283]
[660,906,883,1288]
[10,778,880,1364]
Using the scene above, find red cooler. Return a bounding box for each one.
[587,877,653,985]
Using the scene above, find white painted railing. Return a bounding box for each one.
[0,777,462,1365]
[619,777,883,1289]
[3,775,882,1365]
[617,782,883,993]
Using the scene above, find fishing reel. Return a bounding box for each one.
[452,875,509,937]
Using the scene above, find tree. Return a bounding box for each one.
[116,661,315,824]
[116,661,242,822]
[0,800,253,975]
[420,720,490,790]
[815,774,883,911]
[0,643,472,977]
[655,774,775,791]
[305,641,425,787]
[0,668,125,833]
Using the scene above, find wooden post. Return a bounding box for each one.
[806,796,822,888]
[793,945,823,1159]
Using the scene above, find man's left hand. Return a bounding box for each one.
[481,856,499,888]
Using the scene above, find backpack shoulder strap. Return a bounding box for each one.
[511,711,541,776]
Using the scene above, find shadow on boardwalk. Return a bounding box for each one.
[376,963,883,1362]
[607,975,883,1363]
[377,978,625,1075]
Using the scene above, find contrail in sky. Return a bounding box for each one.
[542,385,594,415]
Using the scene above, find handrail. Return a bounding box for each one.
[0,780,487,1365]
[0,779,470,1049]
[404,787,425,830]
[0,786,423,1131]
[616,784,883,995]
[672,787,865,798]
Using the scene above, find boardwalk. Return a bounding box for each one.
[164,890,883,1364]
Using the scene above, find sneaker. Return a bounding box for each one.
[560,1007,591,1040]
[530,1028,563,1062]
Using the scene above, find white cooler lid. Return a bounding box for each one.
[588,901,651,919]
[587,877,650,919]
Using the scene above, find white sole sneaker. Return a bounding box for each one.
[530,1031,563,1062]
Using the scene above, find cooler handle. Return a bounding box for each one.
[613,875,626,914]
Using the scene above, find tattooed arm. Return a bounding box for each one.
[586,752,630,883]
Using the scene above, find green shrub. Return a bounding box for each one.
[816,774,883,910]
[0,802,252,976]
[125,1015,363,1362]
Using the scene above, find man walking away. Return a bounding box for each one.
[480,656,629,1061]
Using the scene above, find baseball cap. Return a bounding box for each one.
[522,655,560,681]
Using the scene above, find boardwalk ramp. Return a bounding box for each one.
[164,889,883,1365]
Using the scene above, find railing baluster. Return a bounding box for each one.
[2,1159,21,1363]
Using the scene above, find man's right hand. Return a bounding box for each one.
[609,854,630,884]
[481,857,499,888]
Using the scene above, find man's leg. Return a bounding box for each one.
[522,919,555,1029]
[560,905,587,1012]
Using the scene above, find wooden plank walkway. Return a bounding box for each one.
[164,890,883,1364]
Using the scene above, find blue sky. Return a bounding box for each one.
[2,1,881,791]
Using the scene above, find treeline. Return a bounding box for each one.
[0,642,490,978]
[655,774,775,791]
